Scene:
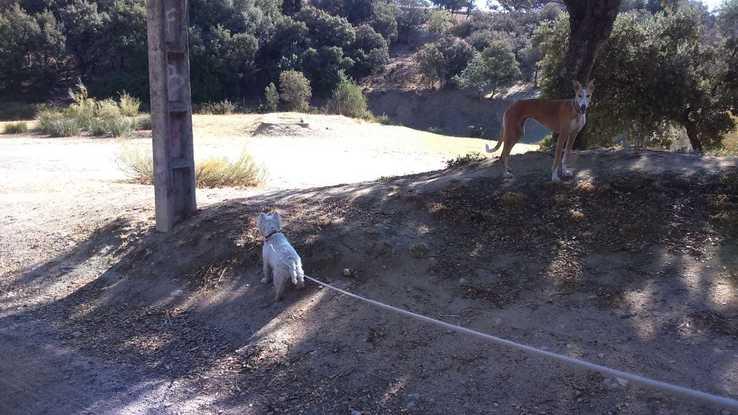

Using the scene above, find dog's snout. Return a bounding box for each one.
[580,104,587,112]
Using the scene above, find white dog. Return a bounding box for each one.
[256,212,305,301]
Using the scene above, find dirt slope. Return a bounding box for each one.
[2,150,738,414]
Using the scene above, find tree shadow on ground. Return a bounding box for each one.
[1,150,737,414]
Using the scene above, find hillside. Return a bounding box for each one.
[2,146,737,414]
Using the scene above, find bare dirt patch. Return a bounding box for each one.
[1,129,737,414]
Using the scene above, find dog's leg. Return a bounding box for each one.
[261,262,272,284]
[500,124,519,178]
[273,271,287,302]
[561,132,577,177]
[552,131,567,182]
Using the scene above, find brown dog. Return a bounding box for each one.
[486,80,594,182]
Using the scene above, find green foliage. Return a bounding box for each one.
[445,152,486,168]
[0,102,39,121]
[455,39,521,95]
[38,83,136,137]
[538,134,553,151]
[264,82,279,112]
[537,8,736,151]
[66,82,97,130]
[279,70,312,111]
[0,5,68,99]
[38,109,82,137]
[3,122,28,134]
[135,114,152,131]
[349,24,389,78]
[89,99,134,137]
[369,1,398,44]
[325,78,371,118]
[118,92,141,117]
[198,100,237,115]
[428,9,455,33]
[431,0,470,13]
[416,36,475,87]
[396,0,430,41]
[303,45,354,96]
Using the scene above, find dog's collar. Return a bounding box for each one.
[264,230,282,240]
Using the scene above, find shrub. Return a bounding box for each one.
[324,78,370,118]
[117,143,154,184]
[264,82,279,112]
[279,70,312,112]
[0,102,39,121]
[455,40,521,96]
[396,0,430,41]
[89,99,133,137]
[117,144,264,188]
[199,100,237,114]
[445,152,486,168]
[38,109,81,137]
[195,151,265,188]
[369,1,398,44]
[136,114,152,130]
[428,9,455,33]
[3,122,28,134]
[66,82,96,130]
[118,92,141,117]
[416,36,474,88]
[538,134,554,151]
[536,9,735,150]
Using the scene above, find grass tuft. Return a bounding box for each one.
[117,145,264,188]
[445,152,486,168]
[3,122,28,134]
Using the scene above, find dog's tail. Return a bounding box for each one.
[485,113,505,154]
[485,140,502,154]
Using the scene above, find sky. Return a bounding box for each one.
[478,0,725,11]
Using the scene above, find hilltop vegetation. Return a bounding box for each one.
[0,0,736,151]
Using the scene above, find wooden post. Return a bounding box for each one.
[146,0,196,232]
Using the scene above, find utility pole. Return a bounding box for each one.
[146,0,196,232]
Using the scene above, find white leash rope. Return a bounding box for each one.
[303,275,738,411]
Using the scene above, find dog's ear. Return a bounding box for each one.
[586,79,595,92]
[273,212,282,228]
[572,80,582,91]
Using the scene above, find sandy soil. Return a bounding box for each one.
[1,115,737,414]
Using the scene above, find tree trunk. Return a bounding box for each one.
[558,0,621,149]
[560,0,621,85]
[684,120,704,153]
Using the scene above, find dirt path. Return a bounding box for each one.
[1,118,737,414]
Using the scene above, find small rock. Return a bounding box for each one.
[458,277,468,285]
[409,243,429,258]
[343,268,353,278]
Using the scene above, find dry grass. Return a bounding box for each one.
[2,122,28,134]
[195,153,264,188]
[117,143,155,184]
[117,143,264,188]
[445,152,487,168]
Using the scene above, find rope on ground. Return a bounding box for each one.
[303,274,738,411]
